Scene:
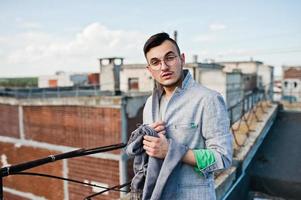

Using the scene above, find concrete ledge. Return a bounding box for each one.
[215,166,237,200]
[233,104,278,171]
[216,103,278,200]
[0,96,123,108]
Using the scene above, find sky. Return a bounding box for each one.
[0,0,300,77]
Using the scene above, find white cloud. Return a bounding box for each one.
[209,23,227,31]
[193,23,227,43]
[16,18,42,30]
[0,23,147,76]
[194,34,217,43]
[217,49,248,57]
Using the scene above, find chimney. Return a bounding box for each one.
[193,55,198,63]
[99,57,124,94]
[173,30,178,42]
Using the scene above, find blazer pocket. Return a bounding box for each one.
[167,123,198,145]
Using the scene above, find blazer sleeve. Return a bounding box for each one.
[198,93,233,177]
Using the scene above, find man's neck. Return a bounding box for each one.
[162,73,184,99]
[163,86,176,99]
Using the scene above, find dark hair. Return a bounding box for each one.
[143,32,181,57]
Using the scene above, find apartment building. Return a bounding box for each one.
[282,65,301,102]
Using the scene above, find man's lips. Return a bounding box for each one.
[161,72,173,78]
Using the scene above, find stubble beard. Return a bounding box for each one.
[160,70,184,88]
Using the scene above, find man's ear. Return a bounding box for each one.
[180,53,185,65]
[146,65,154,77]
[146,65,151,73]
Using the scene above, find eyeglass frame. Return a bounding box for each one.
[147,51,180,71]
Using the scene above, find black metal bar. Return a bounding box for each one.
[1,143,126,178]
[0,177,3,200]
[1,148,84,178]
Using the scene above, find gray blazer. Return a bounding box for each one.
[143,70,233,200]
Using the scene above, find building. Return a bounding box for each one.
[282,66,301,102]
[106,58,244,107]
[186,62,243,107]
[120,64,154,92]
[38,71,99,88]
[218,60,274,100]
[98,57,275,123]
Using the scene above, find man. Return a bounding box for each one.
[137,32,233,199]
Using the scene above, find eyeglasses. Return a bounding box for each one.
[148,54,178,70]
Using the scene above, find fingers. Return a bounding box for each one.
[158,132,166,139]
[143,135,159,142]
[143,122,168,159]
[149,121,165,129]
[143,136,159,156]
[154,125,165,133]
[143,135,167,149]
[143,145,158,157]
[143,134,169,159]
[149,121,166,134]
[143,137,156,148]
[143,132,166,142]
[157,130,166,135]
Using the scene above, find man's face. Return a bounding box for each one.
[146,40,185,87]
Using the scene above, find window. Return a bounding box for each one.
[128,78,139,91]
[294,82,298,88]
[48,79,58,87]
[284,81,288,88]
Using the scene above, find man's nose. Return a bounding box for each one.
[160,60,169,71]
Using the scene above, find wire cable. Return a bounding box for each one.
[84,182,131,200]
[13,172,130,193]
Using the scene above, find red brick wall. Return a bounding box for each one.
[0,142,64,200]
[0,103,125,199]
[23,106,121,149]
[68,156,120,200]
[3,193,30,200]
[0,104,19,138]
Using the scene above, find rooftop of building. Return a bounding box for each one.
[218,60,264,65]
[283,66,301,79]
[122,62,224,69]
[0,86,151,100]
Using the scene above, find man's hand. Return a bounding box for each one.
[143,121,169,159]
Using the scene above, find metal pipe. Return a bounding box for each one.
[119,96,129,198]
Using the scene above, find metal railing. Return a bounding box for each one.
[227,89,272,146]
[0,85,115,99]
[281,91,301,103]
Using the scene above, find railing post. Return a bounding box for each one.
[76,86,79,97]
[57,87,60,98]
